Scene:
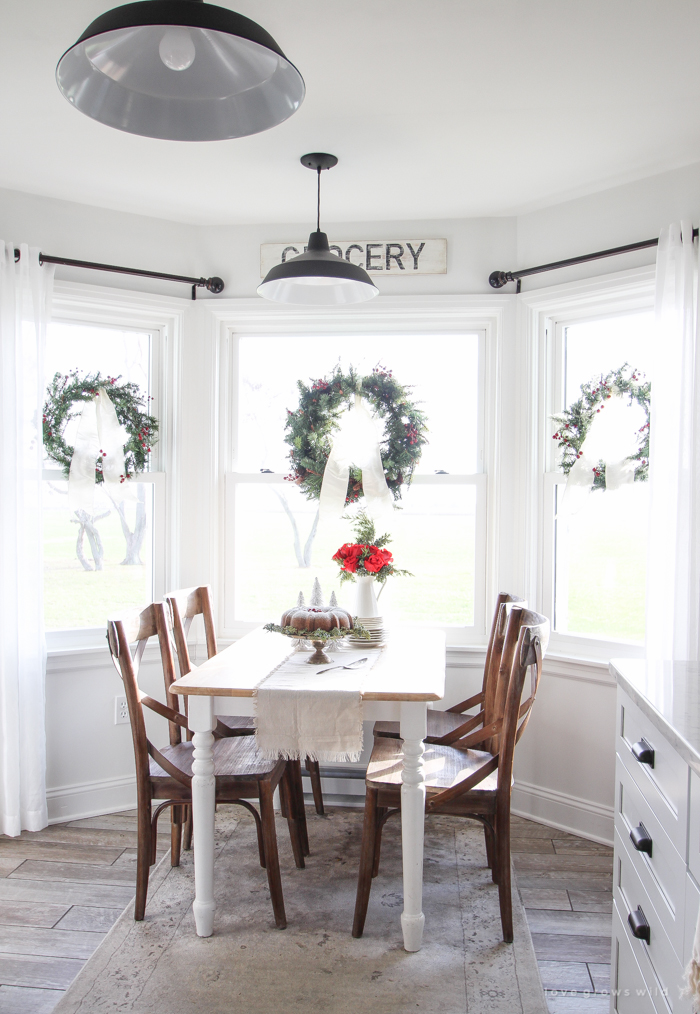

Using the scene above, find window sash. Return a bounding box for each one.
[528,270,655,660]
[44,281,185,651]
[222,471,487,642]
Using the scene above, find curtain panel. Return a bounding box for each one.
[0,242,54,835]
[646,222,700,663]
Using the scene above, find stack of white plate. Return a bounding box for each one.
[348,615,386,648]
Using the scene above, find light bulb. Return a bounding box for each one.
[159,28,195,71]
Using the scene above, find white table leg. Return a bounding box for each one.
[399,700,427,952]
[188,694,215,937]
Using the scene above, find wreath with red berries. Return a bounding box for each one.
[43,370,158,483]
[284,365,428,504]
[551,364,650,491]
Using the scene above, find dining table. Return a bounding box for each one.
[170,624,446,952]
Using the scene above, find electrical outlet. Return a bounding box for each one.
[114,696,129,725]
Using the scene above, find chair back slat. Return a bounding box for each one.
[107,605,156,799]
[426,609,548,812]
[166,585,218,679]
[107,601,186,769]
[482,594,525,726]
[497,611,549,797]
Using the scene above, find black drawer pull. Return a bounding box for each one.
[630,823,653,856]
[628,906,651,943]
[631,738,655,768]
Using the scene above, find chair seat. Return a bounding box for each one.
[373,709,477,743]
[217,715,255,735]
[149,735,282,785]
[366,735,499,796]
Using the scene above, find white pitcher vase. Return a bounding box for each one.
[354,573,380,618]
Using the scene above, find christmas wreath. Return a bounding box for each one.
[551,364,650,491]
[284,365,428,505]
[43,370,158,482]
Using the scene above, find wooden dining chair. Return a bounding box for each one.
[352,607,549,944]
[107,602,308,928]
[372,592,525,747]
[166,585,326,819]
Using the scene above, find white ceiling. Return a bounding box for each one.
[3,1,700,226]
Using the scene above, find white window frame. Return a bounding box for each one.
[202,295,508,647]
[520,265,656,662]
[45,281,187,652]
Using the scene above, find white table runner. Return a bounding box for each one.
[254,648,380,763]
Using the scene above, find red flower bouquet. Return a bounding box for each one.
[332,512,410,584]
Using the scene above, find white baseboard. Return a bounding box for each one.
[45,771,613,847]
[511,779,614,846]
[47,775,137,824]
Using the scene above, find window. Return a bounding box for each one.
[43,286,179,646]
[543,309,654,647]
[225,328,487,640]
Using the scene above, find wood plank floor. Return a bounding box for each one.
[0,810,612,1013]
[512,814,613,1014]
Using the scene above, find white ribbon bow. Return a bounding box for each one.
[558,390,645,516]
[319,395,394,520]
[68,389,134,515]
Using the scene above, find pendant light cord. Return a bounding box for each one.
[316,167,321,232]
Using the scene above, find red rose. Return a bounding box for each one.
[343,554,360,573]
[333,543,363,562]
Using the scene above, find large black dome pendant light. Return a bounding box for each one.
[258,154,379,305]
[56,0,305,141]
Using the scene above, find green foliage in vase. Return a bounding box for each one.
[332,510,412,585]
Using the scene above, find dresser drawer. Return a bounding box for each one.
[615,828,691,1011]
[613,899,666,1014]
[618,690,689,857]
[617,753,687,952]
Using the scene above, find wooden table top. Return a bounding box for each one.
[170,626,446,702]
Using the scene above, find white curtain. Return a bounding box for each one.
[646,222,700,663]
[0,242,55,835]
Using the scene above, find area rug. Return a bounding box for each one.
[54,807,547,1014]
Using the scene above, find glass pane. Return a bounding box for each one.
[44,480,154,631]
[45,323,151,467]
[237,333,479,476]
[554,482,648,643]
[555,310,653,643]
[234,482,475,627]
[564,313,654,407]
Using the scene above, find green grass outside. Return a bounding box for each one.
[44,502,150,630]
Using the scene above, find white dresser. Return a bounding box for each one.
[611,659,700,1014]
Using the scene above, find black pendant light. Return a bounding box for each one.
[56,0,305,141]
[258,154,379,305]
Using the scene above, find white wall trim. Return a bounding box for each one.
[512,778,614,846]
[47,773,136,824]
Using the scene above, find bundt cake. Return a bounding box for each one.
[281,581,353,633]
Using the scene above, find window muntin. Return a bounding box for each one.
[551,311,654,644]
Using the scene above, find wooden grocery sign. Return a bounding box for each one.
[260,239,446,277]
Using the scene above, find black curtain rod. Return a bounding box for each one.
[489,227,699,294]
[13,248,224,301]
